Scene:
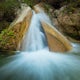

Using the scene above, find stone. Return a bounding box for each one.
[34,4,72,52]
[41,21,72,52]
[0,6,33,51]
[52,7,80,41]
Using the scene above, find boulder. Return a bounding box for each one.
[52,7,80,41]
[41,21,72,52]
[0,6,32,51]
[34,4,72,52]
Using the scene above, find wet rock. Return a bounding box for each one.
[41,21,72,52]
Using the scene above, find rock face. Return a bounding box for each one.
[33,0,64,9]
[35,2,80,41]
[52,7,80,41]
[41,21,72,52]
[34,4,72,52]
[46,0,64,8]
[0,6,32,51]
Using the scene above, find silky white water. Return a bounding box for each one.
[0,11,80,80]
[0,50,80,80]
[21,12,48,51]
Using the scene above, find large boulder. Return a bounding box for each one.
[41,21,72,52]
[34,4,72,52]
[0,6,32,51]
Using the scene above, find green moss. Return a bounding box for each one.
[23,0,35,7]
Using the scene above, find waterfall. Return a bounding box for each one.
[21,11,48,51]
[0,8,80,80]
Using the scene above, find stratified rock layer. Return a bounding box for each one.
[41,21,72,52]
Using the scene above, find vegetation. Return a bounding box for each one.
[0,0,80,51]
[0,28,16,50]
[0,0,34,51]
[0,0,36,33]
[44,3,52,12]
[0,0,20,32]
[23,0,35,7]
[63,0,80,13]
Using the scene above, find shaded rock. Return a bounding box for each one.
[52,6,80,41]
[0,10,4,21]
[47,0,63,8]
[3,9,16,22]
[38,0,64,9]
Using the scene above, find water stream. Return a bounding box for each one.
[21,11,48,51]
[0,10,80,80]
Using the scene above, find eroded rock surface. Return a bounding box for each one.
[0,6,32,51]
[52,7,80,41]
[34,4,72,52]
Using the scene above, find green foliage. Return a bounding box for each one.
[0,0,20,10]
[62,0,80,14]
[43,3,53,18]
[44,3,51,11]
[0,0,20,32]
[60,0,79,13]
[0,0,20,19]
[0,29,14,46]
[23,0,35,7]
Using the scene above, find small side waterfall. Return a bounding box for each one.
[21,11,48,51]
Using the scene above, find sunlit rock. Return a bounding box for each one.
[34,3,45,13]
[20,11,48,51]
[0,6,32,51]
[34,3,72,52]
[41,21,72,52]
[11,7,33,50]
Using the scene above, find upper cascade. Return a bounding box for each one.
[21,11,48,51]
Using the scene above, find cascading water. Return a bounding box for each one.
[0,9,80,80]
[21,11,48,51]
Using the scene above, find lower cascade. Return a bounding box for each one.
[0,10,80,80]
